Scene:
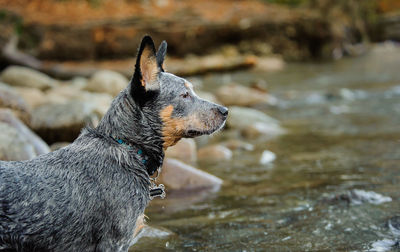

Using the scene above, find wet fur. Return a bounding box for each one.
[0,36,227,252]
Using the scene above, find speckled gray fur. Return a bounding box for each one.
[0,36,228,252]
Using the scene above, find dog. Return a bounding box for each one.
[0,36,228,252]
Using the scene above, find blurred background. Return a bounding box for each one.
[0,0,400,251]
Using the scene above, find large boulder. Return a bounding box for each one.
[0,109,50,161]
[165,138,197,164]
[0,82,31,124]
[31,101,100,143]
[0,66,57,90]
[158,158,223,191]
[85,70,128,96]
[216,84,275,107]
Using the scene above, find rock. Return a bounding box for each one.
[221,139,254,151]
[242,122,285,139]
[259,150,276,165]
[130,226,172,247]
[13,86,47,109]
[0,66,57,90]
[197,144,233,163]
[254,56,285,72]
[165,138,197,164]
[31,101,100,143]
[46,86,113,117]
[216,84,274,107]
[0,109,50,161]
[0,82,31,124]
[227,106,285,138]
[322,189,392,206]
[85,70,128,96]
[158,158,223,191]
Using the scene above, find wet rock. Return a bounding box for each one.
[130,226,172,247]
[165,138,197,164]
[388,216,400,236]
[259,150,276,165]
[323,189,392,206]
[0,66,57,90]
[158,158,223,191]
[227,106,285,138]
[14,86,47,109]
[31,101,100,143]
[0,82,31,124]
[216,84,274,107]
[197,144,233,163]
[0,109,50,161]
[85,70,128,96]
[221,139,254,151]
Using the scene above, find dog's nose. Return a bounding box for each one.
[218,106,229,117]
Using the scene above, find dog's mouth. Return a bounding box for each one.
[186,120,226,138]
[186,129,212,137]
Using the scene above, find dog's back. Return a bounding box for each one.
[0,131,150,251]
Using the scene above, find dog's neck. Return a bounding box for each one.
[95,91,164,176]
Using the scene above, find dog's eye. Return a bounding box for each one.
[181,92,190,99]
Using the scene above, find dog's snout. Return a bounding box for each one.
[217,106,229,117]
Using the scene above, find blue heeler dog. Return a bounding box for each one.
[0,36,228,251]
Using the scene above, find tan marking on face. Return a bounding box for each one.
[140,48,158,88]
[133,214,146,237]
[160,105,186,149]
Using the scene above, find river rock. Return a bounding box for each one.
[0,66,57,90]
[227,106,285,138]
[165,138,197,164]
[31,101,100,143]
[221,139,254,151]
[85,70,128,96]
[0,109,50,161]
[216,84,274,107]
[197,144,233,163]
[0,82,31,124]
[46,86,113,117]
[14,86,47,109]
[158,158,223,191]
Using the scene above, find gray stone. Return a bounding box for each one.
[158,158,223,191]
[216,84,275,107]
[0,66,57,90]
[31,101,100,143]
[197,144,233,163]
[165,138,197,164]
[0,82,31,124]
[0,109,50,161]
[85,70,128,96]
[227,106,285,139]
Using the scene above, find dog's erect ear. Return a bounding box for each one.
[156,41,167,72]
[132,36,161,91]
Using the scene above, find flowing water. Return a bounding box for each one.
[130,43,400,251]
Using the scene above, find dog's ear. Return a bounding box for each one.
[156,41,167,72]
[132,36,161,92]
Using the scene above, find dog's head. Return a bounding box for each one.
[129,36,228,149]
